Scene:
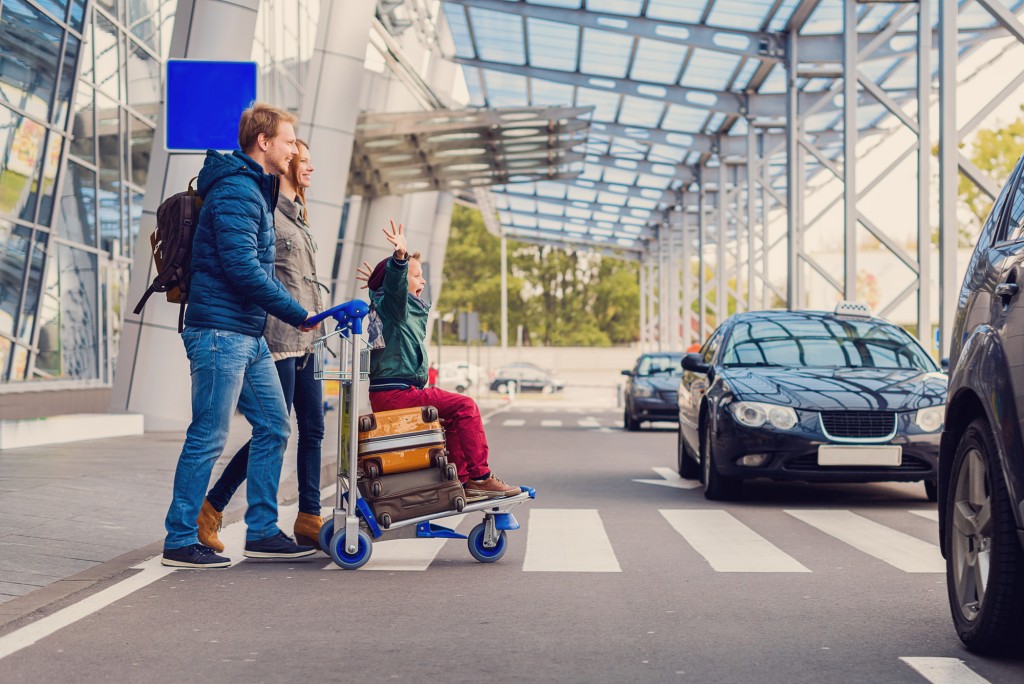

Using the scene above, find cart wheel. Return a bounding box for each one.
[445,464,459,482]
[379,512,392,529]
[366,461,381,479]
[455,496,466,512]
[318,518,335,553]
[371,480,382,497]
[329,529,373,570]
[468,523,507,563]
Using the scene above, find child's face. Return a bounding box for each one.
[408,259,426,297]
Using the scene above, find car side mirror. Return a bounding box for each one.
[682,353,709,374]
[621,370,632,376]
[941,357,950,372]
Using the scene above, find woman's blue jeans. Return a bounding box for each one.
[164,329,290,549]
[207,354,324,516]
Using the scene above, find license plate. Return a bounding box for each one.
[817,445,902,467]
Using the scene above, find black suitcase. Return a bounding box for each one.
[359,463,466,529]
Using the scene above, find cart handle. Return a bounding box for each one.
[306,299,370,334]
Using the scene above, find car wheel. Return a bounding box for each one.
[455,384,467,393]
[945,417,1024,655]
[495,382,508,394]
[701,416,741,501]
[924,479,938,503]
[624,409,640,432]
[677,428,700,479]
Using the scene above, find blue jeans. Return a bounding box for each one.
[207,354,324,515]
[164,328,290,548]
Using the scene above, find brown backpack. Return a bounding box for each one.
[132,177,202,332]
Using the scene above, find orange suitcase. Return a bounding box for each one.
[357,406,446,477]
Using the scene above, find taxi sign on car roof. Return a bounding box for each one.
[834,301,872,318]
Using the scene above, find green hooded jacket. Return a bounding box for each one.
[368,256,429,390]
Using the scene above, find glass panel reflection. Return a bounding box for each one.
[0,0,65,122]
[9,343,28,381]
[98,168,121,254]
[128,0,165,53]
[0,221,29,339]
[93,12,122,101]
[59,160,97,246]
[18,231,47,341]
[0,337,11,381]
[54,34,82,127]
[128,115,153,187]
[69,0,87,32]
[0,105,46,222]
[36,244,98,380]
[70,84,96,164]
[127,39,161,119]
[32,132,64,226]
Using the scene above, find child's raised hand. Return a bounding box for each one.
[383,220,408,259]
[355,261,372,290]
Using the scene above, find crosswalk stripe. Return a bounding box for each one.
[909,510,940,522]
[578,418,601,427]
[541,419,562,427]
[524,509,621,572]
[660,510,811,572]
[787,510,944,573]
[502,419,526,426]
[321,515,467,571]
[900,657,992,683]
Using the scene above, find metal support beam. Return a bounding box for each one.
[938,0,957,359]
[843,0,857,301]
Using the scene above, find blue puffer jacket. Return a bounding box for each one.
[184,150,307,336]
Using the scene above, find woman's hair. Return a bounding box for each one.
[288,139,310,222]
[237,102,297,154]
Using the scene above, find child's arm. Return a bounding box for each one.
[378,220,410,320]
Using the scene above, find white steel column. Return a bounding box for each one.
[717,162,728,323]
[698,171,708,339]
[938,0,957,358]
[843,0,858,301]
[111,0,263,429]
[785,30,801,309]
[917,0,933,352]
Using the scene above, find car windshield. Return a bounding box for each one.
[637,355,683,376]
[721,316,937,371]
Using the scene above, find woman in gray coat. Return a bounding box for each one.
[198,140,330,550]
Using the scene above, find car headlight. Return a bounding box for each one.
[915,405,944,432]
[634,386,655,398]
[728,401,798,430]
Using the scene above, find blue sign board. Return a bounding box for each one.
[165,60,257,151]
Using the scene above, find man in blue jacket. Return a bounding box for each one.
[162,103,320,568]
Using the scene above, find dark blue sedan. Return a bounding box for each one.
[622,352,684,431]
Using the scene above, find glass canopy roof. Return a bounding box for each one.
[440,0,1022,255]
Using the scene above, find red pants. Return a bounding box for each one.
[369,388,489,481]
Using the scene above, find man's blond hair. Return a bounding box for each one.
[238,102,297,154]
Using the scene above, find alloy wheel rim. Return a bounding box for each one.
[951,446,993,622]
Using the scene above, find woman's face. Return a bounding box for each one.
[294,144,314,189]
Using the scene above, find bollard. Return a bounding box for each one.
[616,383,623,408]
[509,381,516,403]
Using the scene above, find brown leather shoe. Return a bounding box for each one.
[463,474,521,501]
[196,499,224,552]
[294,512,326,550]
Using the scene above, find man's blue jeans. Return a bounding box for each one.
[164,328,290,549]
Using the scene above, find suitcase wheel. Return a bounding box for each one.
[445,463,459,482]
[358,414,377,432]
[379,512,392,529]
[431,449,448,469]
[371,480,382,497]
[455,496,466,512]
[366,461,381,479]
[422,406,439,423]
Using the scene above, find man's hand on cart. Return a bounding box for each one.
[298,312,321,332]
[383,219,407,259]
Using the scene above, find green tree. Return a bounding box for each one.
[954,111,1024,245]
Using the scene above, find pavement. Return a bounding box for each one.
[0,390,606,626]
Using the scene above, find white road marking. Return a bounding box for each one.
[323,515,467,571]
[787,510,944,573]
[660,510,811,573]
[900,657,992,683]
[502,419,526,427]
[0,555,174,661]
[541,420,563,427]
[578,418,602,428]
[524,509,621,572]
[909,509,940,522]
[634,466,702,490]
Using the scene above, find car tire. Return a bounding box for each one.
[495,382,508,394]
[945,417,1024,655]
[924,479,938,503]
[701,417,741,501]
[677,428,700,479]
[455,384,467,393]
[624,408,640,432]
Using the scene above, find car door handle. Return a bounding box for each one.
[996,282,1020,299]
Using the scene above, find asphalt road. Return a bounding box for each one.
[1,406,1022,683]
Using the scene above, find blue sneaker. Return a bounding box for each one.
[243,532,317,559]
[161,544,230,568]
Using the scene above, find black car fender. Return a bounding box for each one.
[940,325,1024,554]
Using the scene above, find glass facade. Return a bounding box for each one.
[0,0,318,388]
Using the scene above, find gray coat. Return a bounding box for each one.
[263,194,327,358]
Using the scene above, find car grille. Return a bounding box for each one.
[784,454,932,473]
[820,411,896,440]
[658,391,678,403]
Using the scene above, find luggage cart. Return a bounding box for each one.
[309,299,535,570]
